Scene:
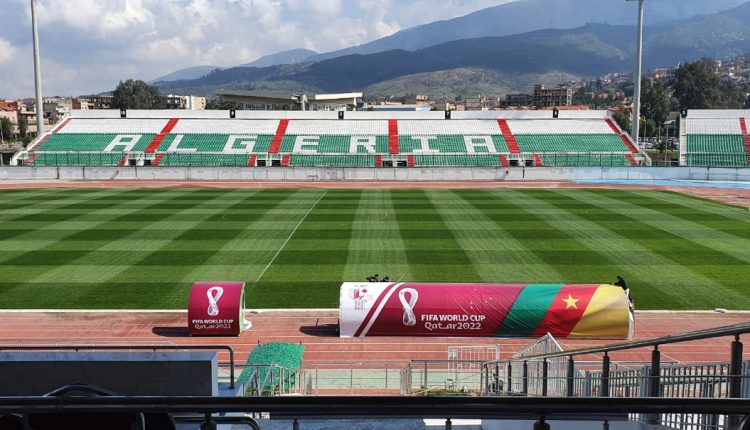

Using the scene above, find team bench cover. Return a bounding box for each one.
[188,282,246,336]
[339,283,632,339]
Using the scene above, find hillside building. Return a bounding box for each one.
[217,90,362,111]
[166,95,207,110]
[500,85,573,108]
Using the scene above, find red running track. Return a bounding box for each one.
[1,310,748,367]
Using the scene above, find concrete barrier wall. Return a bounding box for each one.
[1,166,749,182]
[0,352,218,396]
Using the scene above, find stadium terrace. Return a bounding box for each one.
[13,109,648,168]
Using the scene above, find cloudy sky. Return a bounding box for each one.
[0,0,515,99]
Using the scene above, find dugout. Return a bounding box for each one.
[340,283,633,339]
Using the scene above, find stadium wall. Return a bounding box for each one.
[1,166,749,182]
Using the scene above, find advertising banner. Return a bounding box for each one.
[188,282,245,336]
[339,283,632,339]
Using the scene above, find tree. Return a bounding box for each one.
[613,108,631,134]
[112,79,166,109]
[205,99,240,110]
[642,118,657,138]
[19,115,27,139]
[672,60,744,110]
[0,117,11,142]
[640,77,674,125]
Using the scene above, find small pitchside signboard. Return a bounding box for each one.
[188,282,245,336]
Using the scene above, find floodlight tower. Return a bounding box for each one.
[31,0,44,135]
[627,0,645,145]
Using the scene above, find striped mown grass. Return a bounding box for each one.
[0,187,749,310]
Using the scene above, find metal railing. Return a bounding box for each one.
[304,361,402,395]
[0,396,748,424]
[13,150,650,168]
[478,322,750,430]
[242,364,308,397]
[400,360,487,396]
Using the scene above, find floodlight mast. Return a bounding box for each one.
[627,0,645,146]
[31,0,44,135]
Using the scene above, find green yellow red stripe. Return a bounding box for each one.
[532,284,599,337]
[495,284,563,337]
[569,285,631,338]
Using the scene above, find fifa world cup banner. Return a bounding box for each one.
[339,283,633,339]
[188,282,246,336]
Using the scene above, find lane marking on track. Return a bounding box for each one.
[254,190,328,284]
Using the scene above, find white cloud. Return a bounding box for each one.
[0,38,16,64]
[0,0,513,98]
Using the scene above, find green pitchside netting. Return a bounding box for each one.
[238,342,304,393]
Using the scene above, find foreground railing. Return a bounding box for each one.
[1,396,749,430]
[478,322,750,430]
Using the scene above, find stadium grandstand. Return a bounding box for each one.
[681,110,750,168]
[12,109,649,168]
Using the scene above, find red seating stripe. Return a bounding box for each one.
[28,117,72,153]
[145,118,179,154]
[604,117,621,134]
[282,154,291,167]
[375,155,382,167]
[533,154,544,167]
[117,155,128,167]
[248,154,258,167]
[499,155,509,167]
[606,118,639,153]
[151,154,164,166]
[407,154,415,167]
[497,119,520,154]
[269,119,289,154]
[740,118,750,166]
[625,154,638,166]
[388,119,399,154]
[24,153,40,165]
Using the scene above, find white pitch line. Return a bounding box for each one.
[253,190,328,284]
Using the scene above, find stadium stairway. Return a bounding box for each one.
[145,118,179,153]
[741,118,750,165]
[388,119,399,154]
[497,119,520,154]
[269,119,289,154]
[606,118,640,154]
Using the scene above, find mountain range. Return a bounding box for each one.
[308,0,748,62]
[154,0,750,97]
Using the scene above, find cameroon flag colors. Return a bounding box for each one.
[339,283,633,339]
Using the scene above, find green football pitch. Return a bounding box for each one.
[1,187,749,310]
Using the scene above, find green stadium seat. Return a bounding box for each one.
[24,117,640,167]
